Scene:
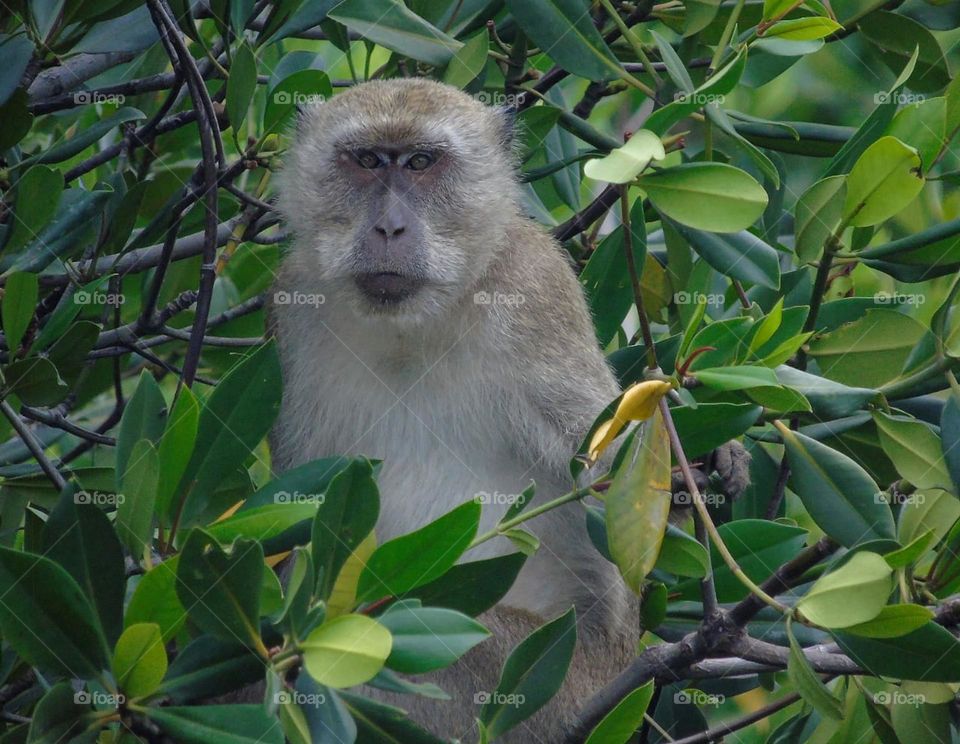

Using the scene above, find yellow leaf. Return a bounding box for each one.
[606,407,673,592]
[588,380,673,462]
[326,532,377,617]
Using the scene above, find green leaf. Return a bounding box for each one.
[158,635,263,703]
[787,619,844,720]
[638,163,768,233]
[301,614,392,688]
[764,16,842,40]
[379,601,489,673]
[886,97,946,170]
[897,488,960,545]
[443,28,488,88]
[884,529,935,568]
[857,11,951,93]
[115,371,167,491]
[580,198,647,345]
[505,0,620,81]
[670,402,762,458]
[806,309,926,389]
[3,187,113,275]
[834,622,960,682]
[312,458,379,600]
[356,500,480,603]
[275,547,313,635]
[795,175,845,263]
[208,501,319,545]
[404,553,527,617]
[226,42,257,135]
[4,166,62,254]
[292,676,358,744]
[605,409,672,593]
[2,356,67,406]
[842,604,934,638]
[113,623,167,698]
[264,69,332,134]
[126,557,185,642]
[117,440,159,557]
[655,525,710,578]
[667,220,781,289]
[779,424,894,547]
[872,412,952,491]
[42,487,125,646]
[584,130,666,184]
[145,705,283,744]
[26,682,95,744]
[177,342,282,525]
[341,691,445,743]
[0,271,36,355]
[21,108,146,167]
[796,551,893,628]
[585,681,654,744]
[328,0,461,65]
[480,608,577,739]
[843,136,924,227]
[156,386,199,519]
[0,34,34,106]
[694,365,780,391]
[749,298,784,353]
[176,530,265,651]
[645,48,747,135]
[675,519,807,601]
[762,0,796,20]
[0,545,109,678]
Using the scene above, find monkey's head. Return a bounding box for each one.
[279,78,521,321]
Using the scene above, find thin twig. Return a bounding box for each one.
[0,401,67,490]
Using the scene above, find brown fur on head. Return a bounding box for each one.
[277,79,522,323]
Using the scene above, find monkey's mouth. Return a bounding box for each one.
[354,272,423,305]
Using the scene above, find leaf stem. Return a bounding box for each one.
[661,398,789,614]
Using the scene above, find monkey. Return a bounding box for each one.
[269,77,640,743]
[269,77,750,742]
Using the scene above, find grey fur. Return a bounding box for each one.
[271,78,638,743]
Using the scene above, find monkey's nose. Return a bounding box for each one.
[373,202,407,238]
[374,222,405,238]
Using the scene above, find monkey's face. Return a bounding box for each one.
[279,79,521,322]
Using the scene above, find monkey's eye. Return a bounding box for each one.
[406,152,434,171]
[354,150,382,169]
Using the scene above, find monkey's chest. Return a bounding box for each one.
[292,352,538,546]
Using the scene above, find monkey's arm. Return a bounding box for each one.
[498,228,622,482]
